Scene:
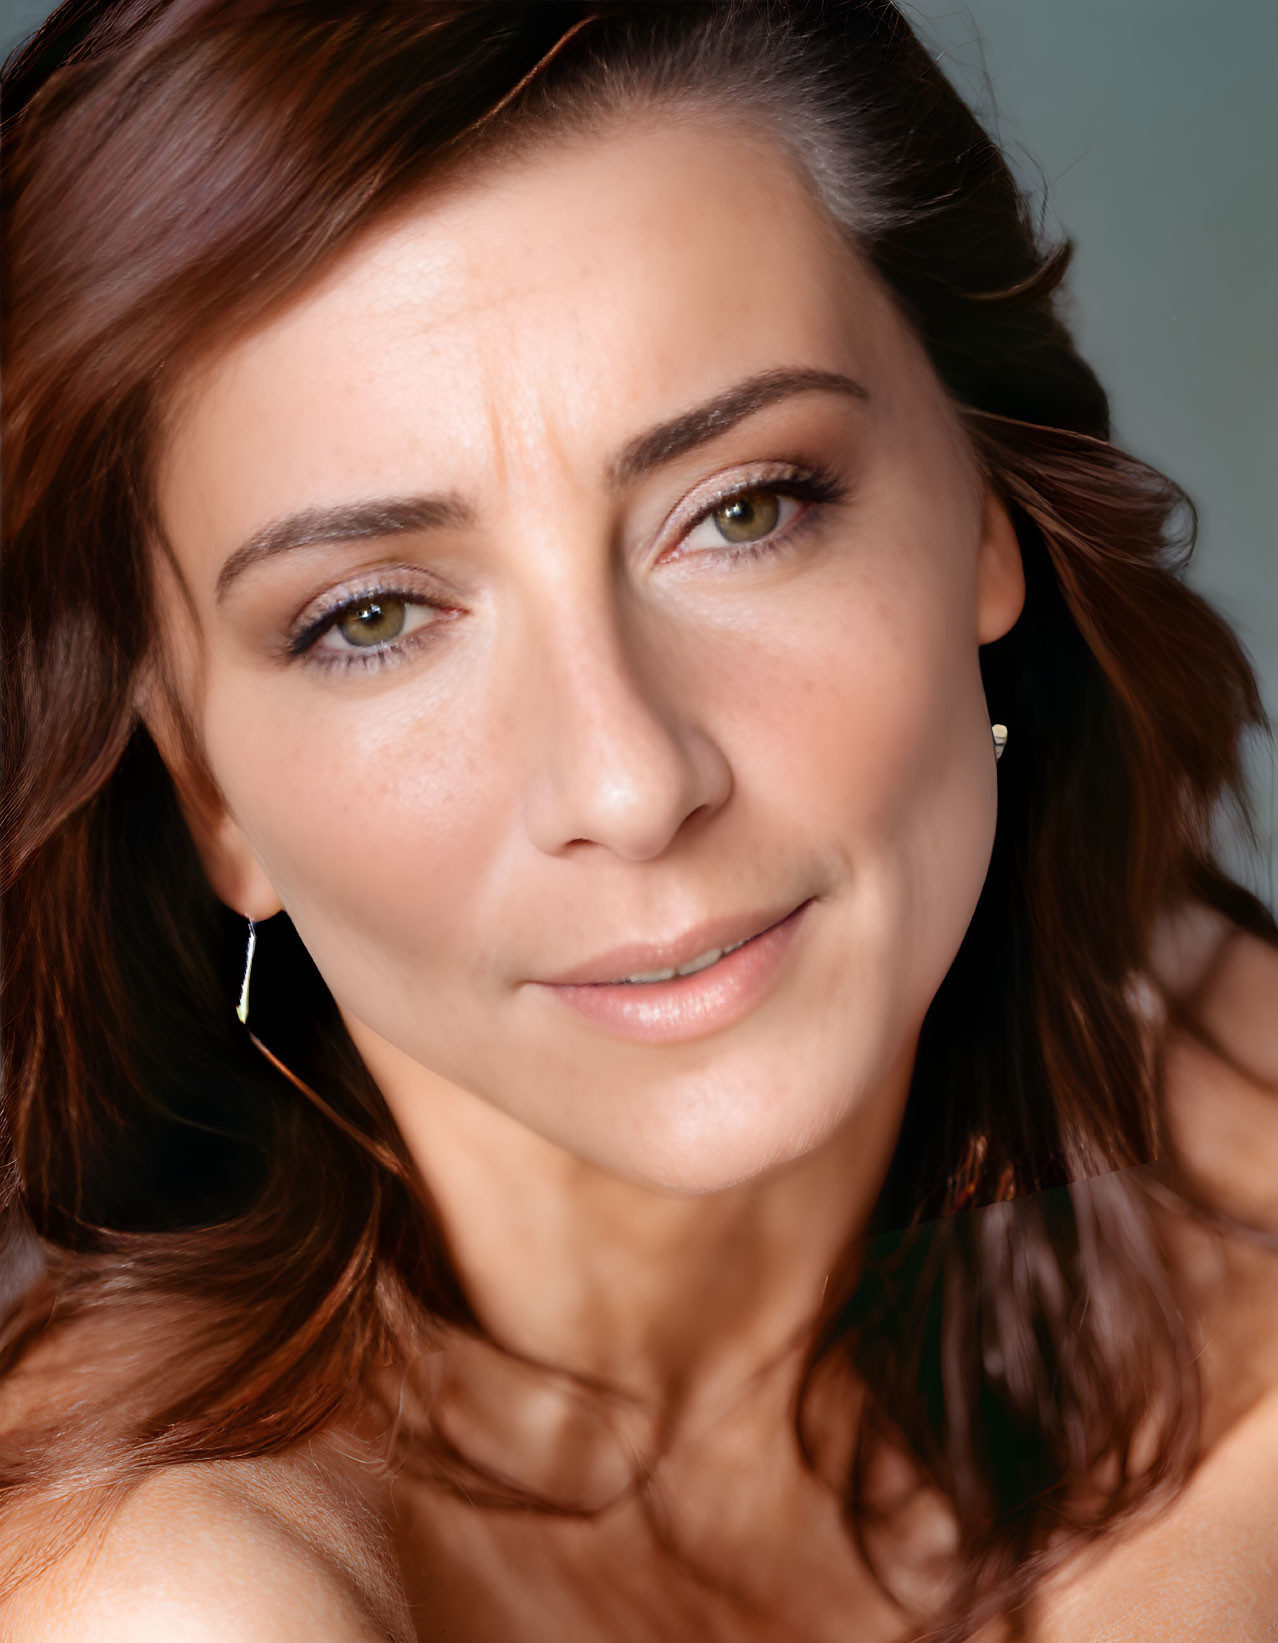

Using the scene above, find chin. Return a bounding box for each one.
[593,1053,896,1198]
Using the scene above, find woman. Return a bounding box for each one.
[2,1,1276,1637]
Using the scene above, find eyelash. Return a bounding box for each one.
[288,460,848,674]
[286,583,451,672]
[672,461,846,569]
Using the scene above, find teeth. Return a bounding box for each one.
[618,934,750,985]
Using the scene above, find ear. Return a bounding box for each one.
[182,804,286,926]
[975,484,1026,644]
[135,665,284,924]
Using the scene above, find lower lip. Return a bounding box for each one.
[533,901,812,1044]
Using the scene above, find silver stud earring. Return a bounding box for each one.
[236,919,257,1026]
[992,722,1008,762]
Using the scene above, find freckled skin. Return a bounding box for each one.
[154,115,1022,1206]
[7,106,1262,1643]
[135,111,1278,1640]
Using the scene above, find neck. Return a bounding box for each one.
[349,1024,917,1432]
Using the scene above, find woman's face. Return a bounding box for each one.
[153,114,1024,1195]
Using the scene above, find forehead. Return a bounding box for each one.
[157,114,930,538]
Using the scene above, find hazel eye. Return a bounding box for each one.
[328,596,406,648]
[312,594,437,654]
[679,481,809,558]
[709,488,781,544]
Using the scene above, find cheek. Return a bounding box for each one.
[203,673,512,1002]
[727,546,996,1001]
[737,537,989,830]
[195,488,996,1107]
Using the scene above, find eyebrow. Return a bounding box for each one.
[213,365,868,602]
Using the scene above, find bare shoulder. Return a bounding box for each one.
[1143,895,1278,1229]
[0,1285,415,1641]
[1021,1381,1278,1641]
[1149,896,1278,1425]
[2,1443,415,1643]
[1017,899,1278,1639]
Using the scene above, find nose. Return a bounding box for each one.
[517,596,733,862]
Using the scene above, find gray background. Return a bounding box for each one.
[3,0,1274,899]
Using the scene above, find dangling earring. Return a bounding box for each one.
[236,918,257,1026]
[228,916,413,1189]
[991,722,1008,762]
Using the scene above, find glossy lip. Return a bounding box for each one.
[530,899,813,1044]
[537,898,808,987]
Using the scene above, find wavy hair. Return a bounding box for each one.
[1,3,1274,1638]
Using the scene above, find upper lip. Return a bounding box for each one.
[537,899,808,987]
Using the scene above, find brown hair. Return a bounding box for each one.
[2,2,1274,1637]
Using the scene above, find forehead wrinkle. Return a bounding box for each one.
[475,348,601,519]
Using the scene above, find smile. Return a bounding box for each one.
[612,933,754,985]
[532,900,813,1044]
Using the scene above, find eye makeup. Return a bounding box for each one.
[282,457,851,674]
[661,459,848,571]
[284,570,460,674]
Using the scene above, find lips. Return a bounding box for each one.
[538,899,809,987]
[532,900,813,1044]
